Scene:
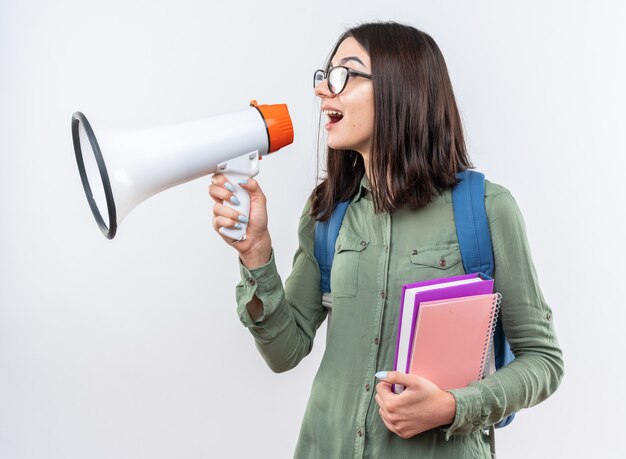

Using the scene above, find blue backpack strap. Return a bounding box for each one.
[451,170,494,278]
[452,170,516,429]
[314,200,350,293]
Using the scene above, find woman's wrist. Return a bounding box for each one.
[239,234,273,269]
[437,391,457,427]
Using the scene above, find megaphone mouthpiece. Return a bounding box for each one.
[250,100,294,153]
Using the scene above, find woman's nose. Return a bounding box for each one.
[314,79,333,98]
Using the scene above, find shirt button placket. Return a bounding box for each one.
[355,210,389,457]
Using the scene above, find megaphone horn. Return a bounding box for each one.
[72,100,294,240]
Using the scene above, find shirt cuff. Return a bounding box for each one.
[235,251,289,337]
[441,385,487,440]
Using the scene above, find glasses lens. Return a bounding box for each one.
[328,67,348,94]
[313,70,325,88]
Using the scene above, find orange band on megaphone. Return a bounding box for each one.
[250,100,294,153]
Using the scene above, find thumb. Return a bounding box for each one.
[239,178,258,192]
[239,178,265,199]
[375,370,414,386]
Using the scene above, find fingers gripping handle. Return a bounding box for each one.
[217,151,260,241]
[220,180,251,240]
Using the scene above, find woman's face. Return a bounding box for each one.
[314,37,374,157]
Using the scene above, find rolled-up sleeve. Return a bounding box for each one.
[234,199,328,373]
[443,186,564,438]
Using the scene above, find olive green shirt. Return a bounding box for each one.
[235,176,564,458]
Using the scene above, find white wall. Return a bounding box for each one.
[1,1,624,458]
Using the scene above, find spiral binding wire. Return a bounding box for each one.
[479,293,502,380]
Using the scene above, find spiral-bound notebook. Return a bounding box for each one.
[393,273,494,393]
[407,293,501,391]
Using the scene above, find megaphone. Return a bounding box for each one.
[71,100,294,240]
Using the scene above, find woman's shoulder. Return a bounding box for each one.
[296,195,317,239]
[299,195,315,222]
[484,180,525,225]
[484,179,512,199]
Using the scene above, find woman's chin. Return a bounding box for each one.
[327,142,342,150]
[327,138,349,151]
[326,135,369,154]
[327,143,366,156]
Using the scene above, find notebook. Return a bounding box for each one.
[408,293,501,391]
[393,273,494,393]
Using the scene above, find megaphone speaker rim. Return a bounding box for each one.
[71,112,117,239]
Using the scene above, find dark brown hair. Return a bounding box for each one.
[311,22,473,221]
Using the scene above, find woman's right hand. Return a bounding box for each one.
[209,174,273,269]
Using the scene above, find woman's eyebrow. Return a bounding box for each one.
[334,56,366,67]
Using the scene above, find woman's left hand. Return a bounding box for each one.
[374,371,456,439]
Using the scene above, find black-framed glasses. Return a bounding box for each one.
[313,66,372,95]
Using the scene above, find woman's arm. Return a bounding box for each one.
[209,176,326,372]
[234,200,327,372]
[444,185,565,436]
[209,175,273,322]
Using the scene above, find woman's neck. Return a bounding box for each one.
[358,150,371,181]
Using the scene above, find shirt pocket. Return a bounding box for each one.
[409,244,464,280]
[330,233,369,298]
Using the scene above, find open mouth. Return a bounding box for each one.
[325,110,344,124]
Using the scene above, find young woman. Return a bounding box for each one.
[209,22,563,458]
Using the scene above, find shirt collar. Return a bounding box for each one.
[352,174,371,203]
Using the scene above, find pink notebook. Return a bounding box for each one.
[393,273,494,394]
[408,293,501,391]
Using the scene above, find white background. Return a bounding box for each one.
[1,1,625,458]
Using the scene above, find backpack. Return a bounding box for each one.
[313,170,516,429]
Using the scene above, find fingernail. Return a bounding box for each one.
[238,215,249,223]
[230,196,240,206]
[234,223,242,229]
[375,371,388,380]
[224,182,235,192]
[237,179,249,185]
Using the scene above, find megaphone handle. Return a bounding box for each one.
[219,175,251,241]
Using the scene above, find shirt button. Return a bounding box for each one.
[374,337,380,345]
[247,278,256,286]
[439,258,447,267]
[365,384,370,392]
[412,249,418,255]
[357,429,363,437]
[380,291,385,299]
[360,240,367,247]
[546,313,552,321]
